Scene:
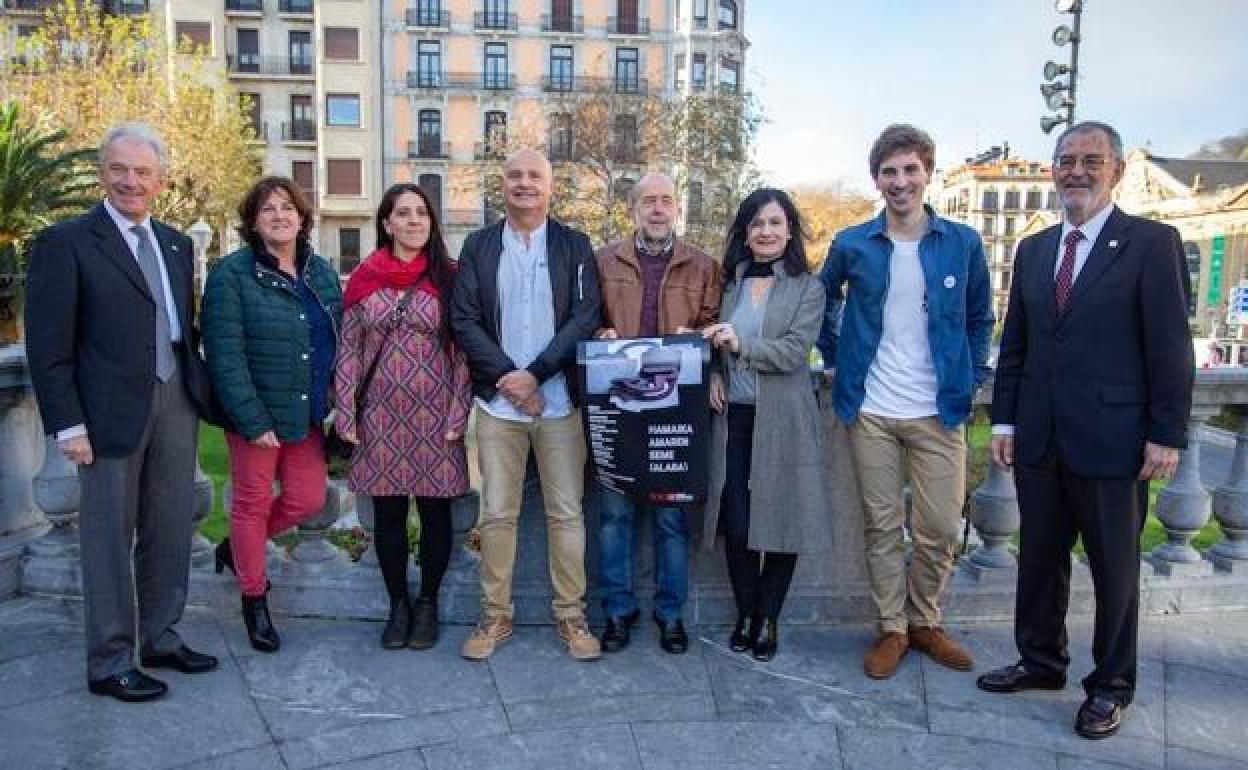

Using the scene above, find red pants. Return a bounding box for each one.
[225,429,327,597]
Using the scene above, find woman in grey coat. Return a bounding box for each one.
[702,188,828,661]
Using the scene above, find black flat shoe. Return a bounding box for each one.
[729,614,761,653]
[654,613,689,655]
[600,609,640,653]
[408,596,439,650]
[1075,695,1124,740]
[976,662,1066,694]
[752,618,778,661]
[214,538,235,575]
[381,598,412,650]
[141,645,219,674]
[242,593,280,653]
[88,669,167,702]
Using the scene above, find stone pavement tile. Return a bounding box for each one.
[420,724,643,770]
[0,654,270,770]
[703,625,927,729]
[234,618,500,744]
[1162,611,1248,678]
[321,749,428,769]
[1165,662,1248,764]
[838,726,1058,770]
[1164,747,1248,770]
[632,721,843,770]
[489,624,715,730]
[276,704,509,769]
[0,596,82,663]
[172,744,285,770]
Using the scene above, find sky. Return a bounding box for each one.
[747,0,1248,193]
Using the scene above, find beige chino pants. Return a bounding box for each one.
[849,413,967,634]
[475,407,588,621]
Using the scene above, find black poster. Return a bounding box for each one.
[577,334,711,504]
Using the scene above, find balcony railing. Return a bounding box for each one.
[227,54,315,77]
[473,11,517,31]
[473,141,506,161]
[407,139,450,159]
[607,16,650,35]
[281,120,317,142]
[407,71,515,91]
[406,7,450,27]
[541,75,648,95]
[279,0,313,13]
[225,0,263,11]
[104,0,148,13]
[540,13,583,33]
[541,74,576,92]
[3,0,56,10]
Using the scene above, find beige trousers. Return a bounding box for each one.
[475,407,588,620]
[849,413,967,634]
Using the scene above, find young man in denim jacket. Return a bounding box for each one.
[817,124,993,680]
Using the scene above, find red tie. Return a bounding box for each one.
[1055,229,1083,315]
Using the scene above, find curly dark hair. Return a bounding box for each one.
[236,176,314,248]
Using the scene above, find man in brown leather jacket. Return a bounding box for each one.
[593,172,721,654]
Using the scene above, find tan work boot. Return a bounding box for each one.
[864,631,909,679]
[460,615,512,661]
[556,616,602,661]
[909,626,973,671]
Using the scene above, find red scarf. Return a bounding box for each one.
[342,246,440,311]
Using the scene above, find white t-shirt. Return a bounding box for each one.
[860,238,939,419]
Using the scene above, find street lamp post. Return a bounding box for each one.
[1040,0,1083,134]
[188,218,213,299]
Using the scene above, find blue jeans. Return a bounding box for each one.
[597,481,689,623]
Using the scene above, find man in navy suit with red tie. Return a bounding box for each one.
[976,121,1193,739]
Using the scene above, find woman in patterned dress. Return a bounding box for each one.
[334,183,471,650]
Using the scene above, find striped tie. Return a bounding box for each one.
[1054,229,1083,315]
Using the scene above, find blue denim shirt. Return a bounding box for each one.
[817,206,993,428]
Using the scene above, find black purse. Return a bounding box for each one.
[325,286,417,461]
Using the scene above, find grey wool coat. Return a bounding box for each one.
[702,260,833,555]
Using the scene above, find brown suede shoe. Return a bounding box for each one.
[909,626,973,671]
[864,631,909,679]
[556,616,602,661]
[460,615,512,661]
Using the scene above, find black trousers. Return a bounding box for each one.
[721,404,798,621]
[372,496,453,605]
[1014,446,1149,706]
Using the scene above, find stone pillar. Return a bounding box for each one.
[28,434,81,558]
[287,480,349,574]
[964,459,1021,577]
[0,346,47,597]
[189,461,215,568]
[1151,412,1216,574]
[1212,411,1248,572]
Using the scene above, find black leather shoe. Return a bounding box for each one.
[600,609,640,653]
[654,613,689,655]
[408,596,439,650]
[752,618,778,661]
[88,669,167,702]
[1075,695,1124,739]
[214,538,235,575]
[976,662,1066,693]
[141,645,219,674]
[381,597,412,650]
[242,593,280,653]
[729,613,761,653]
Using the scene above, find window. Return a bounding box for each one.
[1003,189,1020,210]
[551,0,574,30]
[236,28,259,72]
[1004,217,1016,236]
[291,160,315,201]
[693,0,708,27]
[549,112,573,161]
[240,92,263,138]
[484,110,507,155]
[674,53,686,89]
[482,0,510,27]
[418,109,442,156]
[612,177,635,203]
[1047,190,1059,210]
[484,42,508,89]
[982,216,995,236]
[326,94,359,127]
[615,47,639,92]
[339,228,361,274]
[327,159,362,196]
[417,41,440,86]
[718,0,737,29]
[719,57,739,93]
[418,173,442,214]
[174,21,211,53]
[1025,189,1042,210]
[412,0,444,26]
[549,44,573,91]
[687,181,704,224]
[613,114,638,162]
[691,53,706,90]
[616,0,639,34]
[981,188,998,210]
[289,30,312,74]
[288,94,315,140]
[324,27,358,61]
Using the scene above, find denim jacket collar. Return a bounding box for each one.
[864,204,948,240]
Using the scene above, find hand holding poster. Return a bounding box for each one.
[577,334,711,504]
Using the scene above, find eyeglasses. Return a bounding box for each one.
[1054,155,1108,172]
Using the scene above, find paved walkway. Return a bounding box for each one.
[1,596,1246,770]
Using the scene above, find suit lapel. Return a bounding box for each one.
[760,265,796,339]
[1034,225,1062,322]
[152,220,191,330]
[1062,207,1130,319]
[89,203,153,301]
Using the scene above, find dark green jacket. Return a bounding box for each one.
[201,244,343,442]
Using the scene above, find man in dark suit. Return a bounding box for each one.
[976,121,1193,739]
[25,122,219,702]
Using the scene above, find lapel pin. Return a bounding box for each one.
[1108,240,1119,249]
[944,275,957,289]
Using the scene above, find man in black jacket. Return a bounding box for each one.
[25,122,219,702]
[451,148,603,661]
[976,121,1193,739]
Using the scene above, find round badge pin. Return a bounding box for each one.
[944,275,957,289]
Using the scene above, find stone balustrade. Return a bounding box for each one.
[3,344,1247,623]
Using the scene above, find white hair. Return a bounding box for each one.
[98,121,168,169]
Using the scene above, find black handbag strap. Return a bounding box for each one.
[355,286,418,409]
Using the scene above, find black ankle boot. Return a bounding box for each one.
[241,593,280,653]
[381,597,412,650]
[407,596,439,650]
[214,538,235,575]
[752,618,778,661]
[730,613,761,653]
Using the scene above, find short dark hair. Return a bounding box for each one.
[722,187,810,283]
[869,124,936,178]
[236,176,314,247]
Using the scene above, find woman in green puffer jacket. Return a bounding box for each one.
[201,176,343,654]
